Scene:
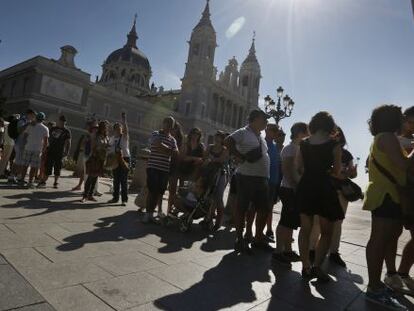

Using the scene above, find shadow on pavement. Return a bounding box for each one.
[154,252,272,310]
[57,211,235,254]
[2,190,109,219]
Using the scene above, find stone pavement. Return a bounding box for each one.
[0,173,413,311]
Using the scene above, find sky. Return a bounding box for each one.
[1,0,414,186]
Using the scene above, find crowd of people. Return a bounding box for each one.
[1,104,414,310]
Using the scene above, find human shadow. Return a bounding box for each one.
[154,251,273,311]
[1,191,108,219]
[57,211,234,254]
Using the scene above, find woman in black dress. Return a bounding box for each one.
[297,111,343,281]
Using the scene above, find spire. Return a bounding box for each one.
[243,31,259,65]
[126,14,138,48]
[249,31,256,55]
[194,0,214,31]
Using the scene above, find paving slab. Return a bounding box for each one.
[85,272,181,310]
[147,261,209,290]
[90,251,166,276]
[18,262,113,293]
[1,248,52,269]
[0,264,44,311]
[42,285,114,311]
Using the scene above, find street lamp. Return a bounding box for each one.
[264,86,295,125]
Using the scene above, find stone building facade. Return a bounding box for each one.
[0,0,261,152]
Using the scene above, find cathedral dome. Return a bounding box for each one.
[105,46,150,71]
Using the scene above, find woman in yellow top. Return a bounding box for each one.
[364,105,414,310]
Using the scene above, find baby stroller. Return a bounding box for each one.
[163,164,223,232]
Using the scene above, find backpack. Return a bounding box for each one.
[7,118,19,140]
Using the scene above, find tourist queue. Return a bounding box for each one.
[0,105,414,310]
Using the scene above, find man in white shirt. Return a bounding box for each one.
[225,109,271,254]
[20,112,49,188]
[107,112,131,206]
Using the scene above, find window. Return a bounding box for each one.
[121,69,126,77]
[242,76,249,87]
[10,81,16,97]
[185,102,191,116]
[207,46,212,59]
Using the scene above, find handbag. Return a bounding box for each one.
[372,156,414,216]
[334,178,363,202]
[243,129,263,163]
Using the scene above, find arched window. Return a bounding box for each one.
[109,71,116,81]
[242,76,249,87]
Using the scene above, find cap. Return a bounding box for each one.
[59,115,67,122]
[248,109,271,122]
[36,112,46,121]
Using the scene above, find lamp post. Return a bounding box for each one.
[264,86,295,125]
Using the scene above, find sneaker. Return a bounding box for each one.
[251,240,274,252]
[329,252,347,268]
[87,196,97,202]
[385,273,405,292]
[53,182,58,189]
[142,212,155,224]
[366,288,408,310]
[283,251,301,262]
[107,199,119,204]
[234,238,253,255]
[312,267,331,283]
[302,267,315,280]
[37,181,46,188]
[272,252,292,267]
[27,182,35,189]
[17,179,27,186]
[401,276,414,294]
[121,202,127,207]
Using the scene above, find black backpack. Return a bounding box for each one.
[7,117,19,140]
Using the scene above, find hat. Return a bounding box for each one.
[248,109,271,122]
[36,112,46,121]
[59,115,67,122]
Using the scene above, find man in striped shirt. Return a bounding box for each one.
[143,116,178,223]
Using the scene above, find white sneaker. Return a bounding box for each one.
[385,274,405,291]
